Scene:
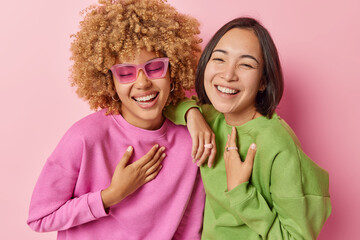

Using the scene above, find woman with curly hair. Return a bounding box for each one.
[27,0,204,239]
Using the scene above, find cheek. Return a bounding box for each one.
[158,79,171,99]
[244,72,262,90]
[163,84,170,99]
[203,72,212,95]
[203,66,214,88]
[204,63,216,80]
[114,81,130,101]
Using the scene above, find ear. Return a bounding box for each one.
[259,78,266,92]
[259,85,266,92]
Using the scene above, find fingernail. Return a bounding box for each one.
[250,143,256,150]
[208,162,212,168]
[155,144,159,148]
[160,147,165,151]
[127,146,133,152]
[192,158,196,163]
[162,153,166,157]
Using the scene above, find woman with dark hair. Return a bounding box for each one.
[166,17,331,239]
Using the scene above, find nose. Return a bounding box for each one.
[220,64,237,82]
[134,70,152,89]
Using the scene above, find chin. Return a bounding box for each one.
[211,101,235,114]
[140,109,163,119]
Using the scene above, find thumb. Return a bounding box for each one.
[119,146,133,168]
[244,143,256,166]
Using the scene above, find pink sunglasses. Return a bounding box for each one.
[110,57,169,84]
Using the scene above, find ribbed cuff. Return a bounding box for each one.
[164,98,201,125]
[87,190,108,219]
[224,181,255,207]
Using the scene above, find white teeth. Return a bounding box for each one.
[216,86,238,94]
[134,93,157,102]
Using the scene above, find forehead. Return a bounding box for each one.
[214,28,262,59]
[117,49,159,64]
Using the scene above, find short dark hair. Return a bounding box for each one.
[195,17,283,118]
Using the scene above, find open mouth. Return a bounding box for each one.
[132,92,159,104]
[216,85,239,95]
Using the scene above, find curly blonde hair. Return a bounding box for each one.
[70,0,202,114]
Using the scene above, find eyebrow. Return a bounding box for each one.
[212,49,260,64]
[117,57,161,65]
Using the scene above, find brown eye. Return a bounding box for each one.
[145,61,164,72]
[212,58,224,62]
[240,64,254,69]
[117,66,136,79]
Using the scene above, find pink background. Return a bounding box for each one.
[1,0,359,239]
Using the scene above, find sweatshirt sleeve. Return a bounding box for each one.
[224,148,331,239]
[173,172,205,240]
[27,127,108,232]
[164,97,200,125]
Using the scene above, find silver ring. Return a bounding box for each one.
[204,144,213,149]
[226,146,238,151]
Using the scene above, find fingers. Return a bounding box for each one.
[195,132,213,167]
[224,127,239,161]
[191,135,199,161]
[193,133,204,162]
[185,107,216,167]
[119,146,134,167]
[197,142,209,167]
[137,144,160,167]
[145,165,163,183]
[145,152,166,176]
[207,134,217,168]
[142,146,165,170]
[244,143,257,167]
[229,127,237,147]
[224,134,230,160]
[225,133,230,149]
[224,127,238,154]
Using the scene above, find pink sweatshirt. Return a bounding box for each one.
[27,109,205,240]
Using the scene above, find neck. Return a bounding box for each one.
[224,107,259,126]
[121,112,165,130]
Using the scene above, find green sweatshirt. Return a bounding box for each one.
[165,100,331,240]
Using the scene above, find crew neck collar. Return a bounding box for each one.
[111,113,169,139]
[222,113,278,131]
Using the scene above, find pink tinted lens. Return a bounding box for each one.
[116,66,137,83]
[145,61,165,78]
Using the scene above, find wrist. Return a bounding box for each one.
[101,186,125,209]
[228,180,246,192]
[185,107,200,122]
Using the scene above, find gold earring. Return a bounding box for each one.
[112,94,120,101]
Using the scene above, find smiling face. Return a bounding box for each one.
[113,49,171,130]
[204,28,265,125]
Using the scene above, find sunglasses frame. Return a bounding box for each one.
[110,57,169,84]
